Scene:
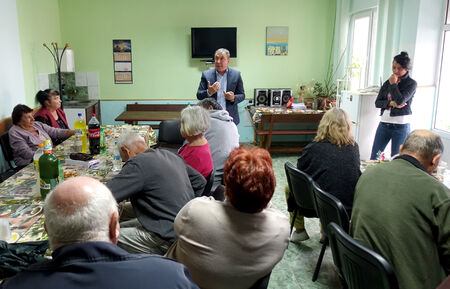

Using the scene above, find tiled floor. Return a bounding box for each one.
[267,153,342,289]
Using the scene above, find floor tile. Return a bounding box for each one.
[268,153,342,289]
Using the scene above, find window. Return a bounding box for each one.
[434,0,450,132]
[347,10,377,90]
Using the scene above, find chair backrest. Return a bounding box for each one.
[212,184,225,201]
[328,222,399,289]
[201,168,215,197]
[312,182,349,236]
[284,162,317,217]
[249,271,272,289]
[0,131,15,169]
[157,120,184,145]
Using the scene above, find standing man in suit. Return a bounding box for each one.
[196,48,245,125]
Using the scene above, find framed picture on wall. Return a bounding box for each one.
[113,40,133,84]
[266,26,288,56]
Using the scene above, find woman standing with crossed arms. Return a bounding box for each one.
[370,51,417,160]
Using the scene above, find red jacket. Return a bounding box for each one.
[34,107,69,129]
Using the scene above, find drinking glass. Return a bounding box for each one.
[0,218,11,242]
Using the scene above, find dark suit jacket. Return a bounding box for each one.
[196,67,245,125]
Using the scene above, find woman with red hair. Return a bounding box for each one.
[166,146,289,289]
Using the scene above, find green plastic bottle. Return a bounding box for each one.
[39,140,60,199]
[100,127,106,154]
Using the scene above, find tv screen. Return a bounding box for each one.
[191,27,237,59]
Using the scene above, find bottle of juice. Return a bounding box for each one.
[74,113,87,153]
[39,140,60,199]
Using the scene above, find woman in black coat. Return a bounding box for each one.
[287,107,361,242]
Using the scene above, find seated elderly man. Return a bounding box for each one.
[197,98,239,189]
[166,146,290,289]
[351,130,450,289]
[107,131,206,255]
[0,177,199,289]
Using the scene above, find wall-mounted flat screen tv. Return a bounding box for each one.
[191,27,237,59]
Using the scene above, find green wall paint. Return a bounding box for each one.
[16,0,62,106]
[58,0,336,100]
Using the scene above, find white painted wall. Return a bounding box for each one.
[0,0,26,119]
[0,0,26,173]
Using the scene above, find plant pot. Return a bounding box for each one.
[317,97,335,110]
[303,97,316,109]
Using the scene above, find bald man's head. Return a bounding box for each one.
[400,130,444,173]
[44,177,119,250]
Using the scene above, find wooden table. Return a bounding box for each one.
[115,104,185,128]
[115,111,181,126]
[248,106,324,152]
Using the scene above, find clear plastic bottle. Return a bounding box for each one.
[112,141,122,171]
[74,113,87,153]
[73,134,82,153]
[33,143,44,193]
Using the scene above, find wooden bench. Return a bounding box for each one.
[115,103,186,128]
[250,108,324,152]
[0,117,13,136]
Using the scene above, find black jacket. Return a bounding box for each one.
[0,242,199,289]
[297,140,361,212]
[375,72,417,117]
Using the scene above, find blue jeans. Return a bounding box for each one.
[370,122,410,160]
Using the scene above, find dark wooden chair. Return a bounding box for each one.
[0,131,21,182]
[156,120,184,154]
[201,169,215,197]
[284,162,318,235]
[328,222,399,289]
[0,131,15,170]
[249,271,272,289]
[311,182,349,282]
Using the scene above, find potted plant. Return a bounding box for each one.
[313,80,336,110]
[297,82,317,109]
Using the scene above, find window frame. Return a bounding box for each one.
[433,0,450,134]
[347,9,377,89]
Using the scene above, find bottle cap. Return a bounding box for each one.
[38,143,44,148]
[77,113,82,117]
[92,114,96,117]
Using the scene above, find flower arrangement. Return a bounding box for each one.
[43,42,70,72]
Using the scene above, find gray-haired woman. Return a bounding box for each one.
[178,106,213,178]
